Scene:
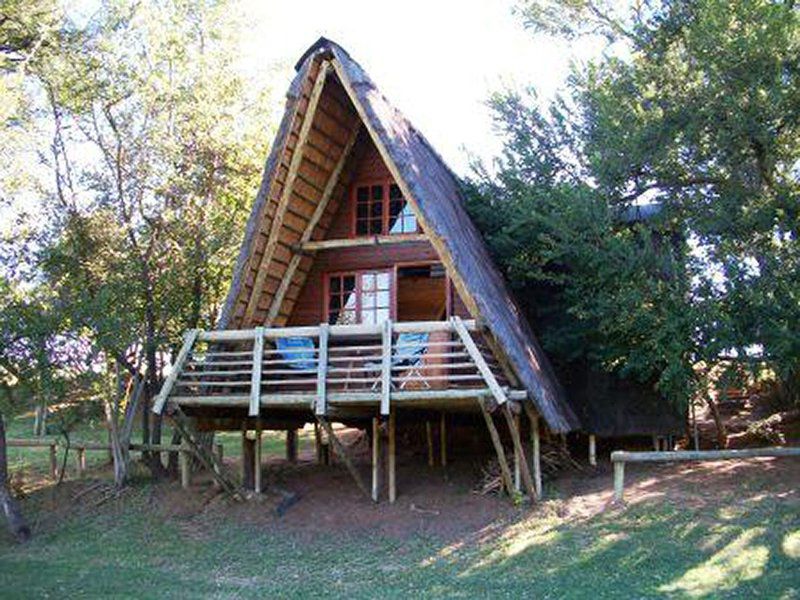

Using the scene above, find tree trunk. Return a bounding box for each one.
[704,393,727,449]
[0,414,31,543]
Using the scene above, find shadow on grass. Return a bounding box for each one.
[0,455,797,598]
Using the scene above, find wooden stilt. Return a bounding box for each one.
[439,412,447,468]
[589,434,597,466]
[388,410,397,504]
[513,413,521,492]
[242,431,255,491]
[255,426,263,494]
[522,403,542,499]
[652,435,659,451]
[212,442,223,490]
[426,421,434,467]
[371,417,381,502]
[317,418,370,498]
[501,403,537,499]
[286,429,297,463]
[179,438,190,489]
[478,398,514,496]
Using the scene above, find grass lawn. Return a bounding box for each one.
[0,452,798,598]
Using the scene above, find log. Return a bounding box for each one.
[477,397,514,496]
[612,447,800,463]
[317,418,369,498]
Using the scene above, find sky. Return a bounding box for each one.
[235,0,605,175]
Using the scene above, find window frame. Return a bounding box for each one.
[323,269,395,325]
[350,179,419,237]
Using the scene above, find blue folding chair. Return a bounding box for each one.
[275,337,317,370]
[368,332,430,390]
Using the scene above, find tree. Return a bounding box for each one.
[469,0,799,433]
[1,0,275,480]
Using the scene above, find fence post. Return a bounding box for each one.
[49,442,58,480]
[613,460,625,502]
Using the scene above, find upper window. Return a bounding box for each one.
[354,182,418,236]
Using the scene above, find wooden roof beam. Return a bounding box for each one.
[265,123,361,325]
[242,60,332,326]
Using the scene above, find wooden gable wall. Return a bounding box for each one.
[287,132,442,326]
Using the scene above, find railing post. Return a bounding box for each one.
[153,329,199,414]
[249,327,265,417]
[380,319,393,416]
[316,324,329,416]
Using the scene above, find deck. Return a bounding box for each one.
[153,317,527,421]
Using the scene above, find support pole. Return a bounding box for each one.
[589,434,597,466]
[314,422,323,463]
[439,412,447,468]
[501,403,537,499]
[254,425,263,494]
[371,417,381,502]
[426,421,434,467]
[286,429,297,463]
[478,398,514,496]
[613,461,625,502]
[180,438,190,490]
[241,430,255,491]
[76,448,86,479]
[388,410,397,504]
[513,414,521,492]
[523,403,542,499]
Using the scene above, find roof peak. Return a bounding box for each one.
[294,37,351,72]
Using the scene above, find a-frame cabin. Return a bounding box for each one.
[154,38,580,501]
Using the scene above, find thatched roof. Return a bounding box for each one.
[219,38,580,433]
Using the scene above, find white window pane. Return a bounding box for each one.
[377,272,390,289]
[363,274,375,291]
[376,290,390,308]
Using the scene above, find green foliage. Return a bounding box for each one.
[0,0,276,417]
[471,0,799,406]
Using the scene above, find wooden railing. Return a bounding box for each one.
[611,447,800,502]
[154,317,519,416]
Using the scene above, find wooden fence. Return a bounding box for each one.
[611,446,800,502]
[7,438,221,486]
